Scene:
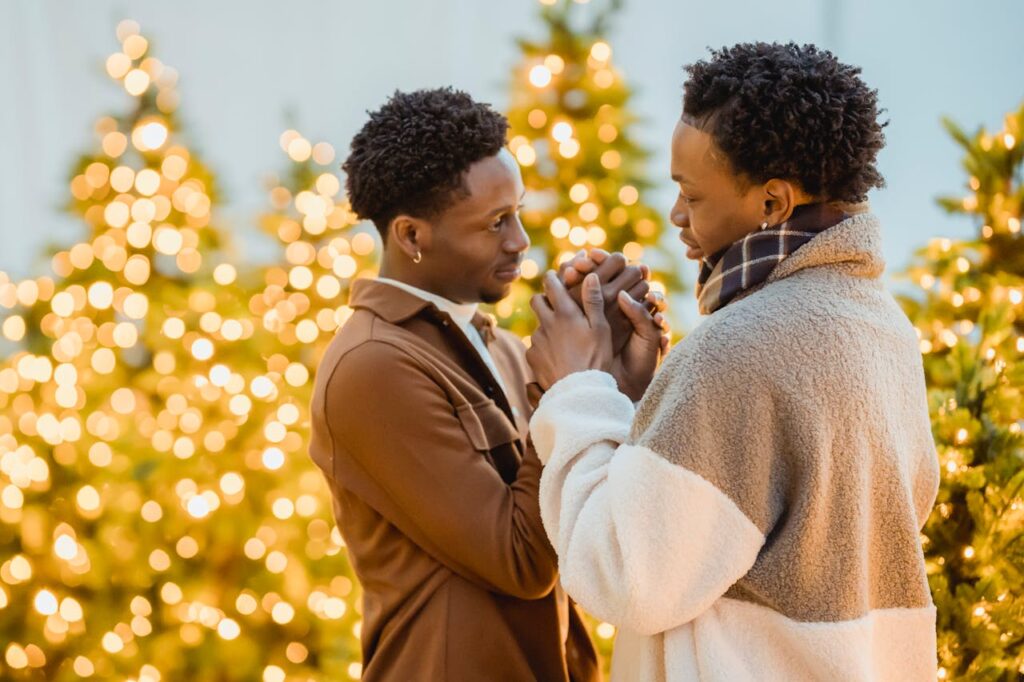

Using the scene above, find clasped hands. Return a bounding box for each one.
[526,249,669,402]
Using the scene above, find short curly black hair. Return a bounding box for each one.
[343,87,509,240]
[682,42,886,203]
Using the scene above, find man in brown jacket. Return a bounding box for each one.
[308,88,654,680]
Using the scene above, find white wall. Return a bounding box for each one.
[2,0,1022,327]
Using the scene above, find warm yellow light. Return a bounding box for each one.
[333,255,358,279]
[60,597,84,622]
[101,631,124,654]
[313,142,336,165]
[76,486,101,512]
[550,217,571,238]
[515,144,537,166]
[134,168,161,195]
[568,226,588,247]
[569,183,589,203]
[124,68,151,96]
[529,65,552,87]
[551,121,574,142]
[619,185,639,205]
[190,338,214,361]
[288,138,312,162]
[544,54,565,74]
[579,203,600,223]
[218,618,241,640]
[2,315,25,341]
[590,41,612,62]
[123,34,149,59]
[34,589,58,615]
[528,109,547,129]
[106,52,132,79]
[220,472,244,496]
[559,140,580,158]
[133,120,168,151]
[54,534,78,560]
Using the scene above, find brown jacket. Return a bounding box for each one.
[308,278,599,682]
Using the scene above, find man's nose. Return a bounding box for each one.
[670,204,689,228]
[504,215,530,253]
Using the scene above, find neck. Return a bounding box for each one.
[378,257,463,303]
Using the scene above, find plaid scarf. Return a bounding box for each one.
[695,203,849,315]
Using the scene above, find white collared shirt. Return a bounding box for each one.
[376,277,509,396]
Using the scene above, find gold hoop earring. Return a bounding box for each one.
[412,250,422,264]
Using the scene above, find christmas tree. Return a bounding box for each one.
[499,0,683,337]
[251,130,378,362]
[900,103,1024,680]
[0,22,359,680]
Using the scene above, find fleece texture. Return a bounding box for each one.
[530,213,941,681]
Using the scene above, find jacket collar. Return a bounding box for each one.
[348,278,498,342]
[349,277,436,324]
[766,211,886,284]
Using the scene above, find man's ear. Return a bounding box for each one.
[761,178,804,226]
[389,214,433,260]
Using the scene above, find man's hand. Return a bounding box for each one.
[610,290,670,401]
[557,249,650,354]
[527,272,613,391]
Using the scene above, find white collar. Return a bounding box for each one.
[375,277,479,328]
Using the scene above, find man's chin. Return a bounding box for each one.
[480,284,513,305]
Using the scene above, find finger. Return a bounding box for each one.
[616,290,661,338]
[645,290,667,313]
[530,292,554,323]
[562,266,581,287]
[626,280,651,303]
[605,263,643,296]
[660,334,670,355]
[582,273,607,327]
[543,270,579,314]
[640,263,651,280]
[587,248,609,264]
[593,251,626,282]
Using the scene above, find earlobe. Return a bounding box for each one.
[390,215,428,262]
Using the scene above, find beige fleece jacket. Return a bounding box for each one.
[530,212,940,681]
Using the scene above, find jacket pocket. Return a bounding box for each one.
[455,399,520,452]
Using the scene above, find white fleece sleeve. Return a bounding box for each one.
[530,370,765,636]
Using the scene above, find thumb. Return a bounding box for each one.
[617,290,660,341]
[582,273,606,328]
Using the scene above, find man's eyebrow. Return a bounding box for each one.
[487,191,527,217]
[671,173,690,184]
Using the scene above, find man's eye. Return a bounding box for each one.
[489,216,505,231]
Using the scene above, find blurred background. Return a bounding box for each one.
[0,1,1022,680]
[3,0,1022,325]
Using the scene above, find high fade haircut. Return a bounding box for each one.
[682,42,887,203]
[343,87,509,241]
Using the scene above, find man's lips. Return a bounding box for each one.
[494,264,522,281]
[678,231,704,260]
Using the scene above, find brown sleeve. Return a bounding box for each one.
[323,340,559,600]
